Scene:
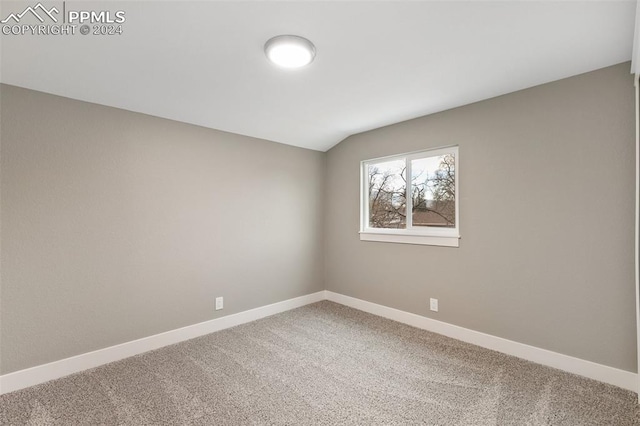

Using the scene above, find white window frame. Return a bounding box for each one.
[360,146,460,247]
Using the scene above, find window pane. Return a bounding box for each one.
[411,154,455,228]
[368,159,406,229]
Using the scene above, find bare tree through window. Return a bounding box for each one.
[368,154,455,229]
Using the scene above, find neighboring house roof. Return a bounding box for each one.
[412,211,450,227]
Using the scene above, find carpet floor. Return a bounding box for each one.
[0,301,638,425]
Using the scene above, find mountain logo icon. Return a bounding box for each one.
[1,3,59,24]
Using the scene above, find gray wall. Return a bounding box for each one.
[0,84,325,374]
[1,62,637,376]
[325,62,637,372]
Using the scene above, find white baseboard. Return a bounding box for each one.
[0,291,325,395]
[2,289,636,395]
[325,291,637,392]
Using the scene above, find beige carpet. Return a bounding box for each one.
[1,301,638,425]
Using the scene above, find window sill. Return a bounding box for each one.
[359,231,460,247]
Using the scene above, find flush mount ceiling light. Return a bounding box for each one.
[264,35,316,69]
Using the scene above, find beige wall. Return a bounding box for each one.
[0,84,325,374]
[325,62,637,372]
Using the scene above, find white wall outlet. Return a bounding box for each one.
[215,296,224,311]
[430,298,439,312]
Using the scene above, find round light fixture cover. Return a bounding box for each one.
[264,35,316,69]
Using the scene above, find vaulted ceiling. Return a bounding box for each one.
[1,1,636,151]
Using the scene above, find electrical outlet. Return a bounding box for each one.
[215,296,224,311]
[430,298,438,312]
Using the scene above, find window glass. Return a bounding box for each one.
[368,159,406,229]
[411,154,455,228]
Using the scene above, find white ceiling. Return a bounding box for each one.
[1,1,636,151]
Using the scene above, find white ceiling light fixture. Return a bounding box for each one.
[264,35,316,69]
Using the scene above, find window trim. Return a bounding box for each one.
[359,146,460,247]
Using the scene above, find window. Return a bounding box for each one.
[360,146,459,247]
